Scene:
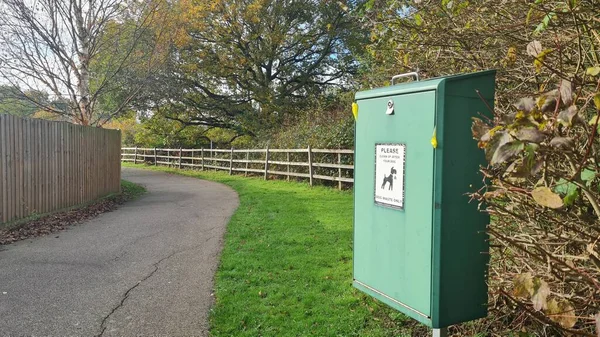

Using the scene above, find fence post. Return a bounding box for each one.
[154,147,157,166]
[338,152,342,190]
[229,147,234,175]
[134,146,138,164]
[308,145,313,186]
[287,151,290,181]
[177,148,182,169]
[264,146,270,180]
[201,148,205,171]
[245,151,249,177]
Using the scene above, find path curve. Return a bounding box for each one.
[0,167,239,337]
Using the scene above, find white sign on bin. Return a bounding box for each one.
[374,143,406,209]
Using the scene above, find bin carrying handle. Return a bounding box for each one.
[391,72,419,85]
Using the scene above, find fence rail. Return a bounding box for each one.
[121,146,354,188]
[1,114,121,224]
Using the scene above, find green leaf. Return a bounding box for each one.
[534,49,554,73]
[581,169,596,186]
[589,115,600,133]
[492,140,524,165]
[586,66,600,76]
[414,13,423,26]
[534,12,555,35]
[532,187,563,208]
[594,94,600,110]
[554,178,579,206]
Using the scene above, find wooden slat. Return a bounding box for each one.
[312,163,354,169]
[267,160,309,167]
[313,174,354,183]
[312,149,354,154]
[267,170,311,178]
[269,149,308,153]
[231,159,265,164]
[231,167,265,174]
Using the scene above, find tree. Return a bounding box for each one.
[0,85,49,117]
[0,0,169,125]
[147,0,360,138]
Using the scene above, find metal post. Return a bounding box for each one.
[433,328,448,337]
[134,146,138,164]
[154,147,157,166]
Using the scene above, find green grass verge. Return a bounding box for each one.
[120,179,146,201]
[123,163,417,337]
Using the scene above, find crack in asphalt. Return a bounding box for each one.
[95,241,212,337]
[112,229,168,262]
[96,251,178,337]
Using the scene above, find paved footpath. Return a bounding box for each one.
[0,168,239,337]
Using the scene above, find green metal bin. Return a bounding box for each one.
[353,70,496,329]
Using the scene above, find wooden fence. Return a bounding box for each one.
[0,114,122,224]
[121,146,354,188]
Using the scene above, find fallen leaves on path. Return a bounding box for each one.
[0,194,129,246]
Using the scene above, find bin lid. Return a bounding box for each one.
[355,70,496,101]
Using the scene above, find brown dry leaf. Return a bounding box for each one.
[549,137,574,149]
[595,312,599,337]
[472,117,490,140]
[546,299,577,328]
[527,40,543,57]
[513,273,534,298]
[556,301,577,329]
[532,187,563,209]
[559,79,573,106]
[557,106,579,127]
[531,278,550,311]
[516,127,545,143]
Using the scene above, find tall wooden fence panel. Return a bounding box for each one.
[122,146,354,188]
[0,114,121,224]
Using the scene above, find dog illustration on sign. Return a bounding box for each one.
[381,167,397,190]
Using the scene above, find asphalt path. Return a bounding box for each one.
[0,167,239,337]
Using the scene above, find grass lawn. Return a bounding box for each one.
[120,179,147,200]
[123,163,420,336]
